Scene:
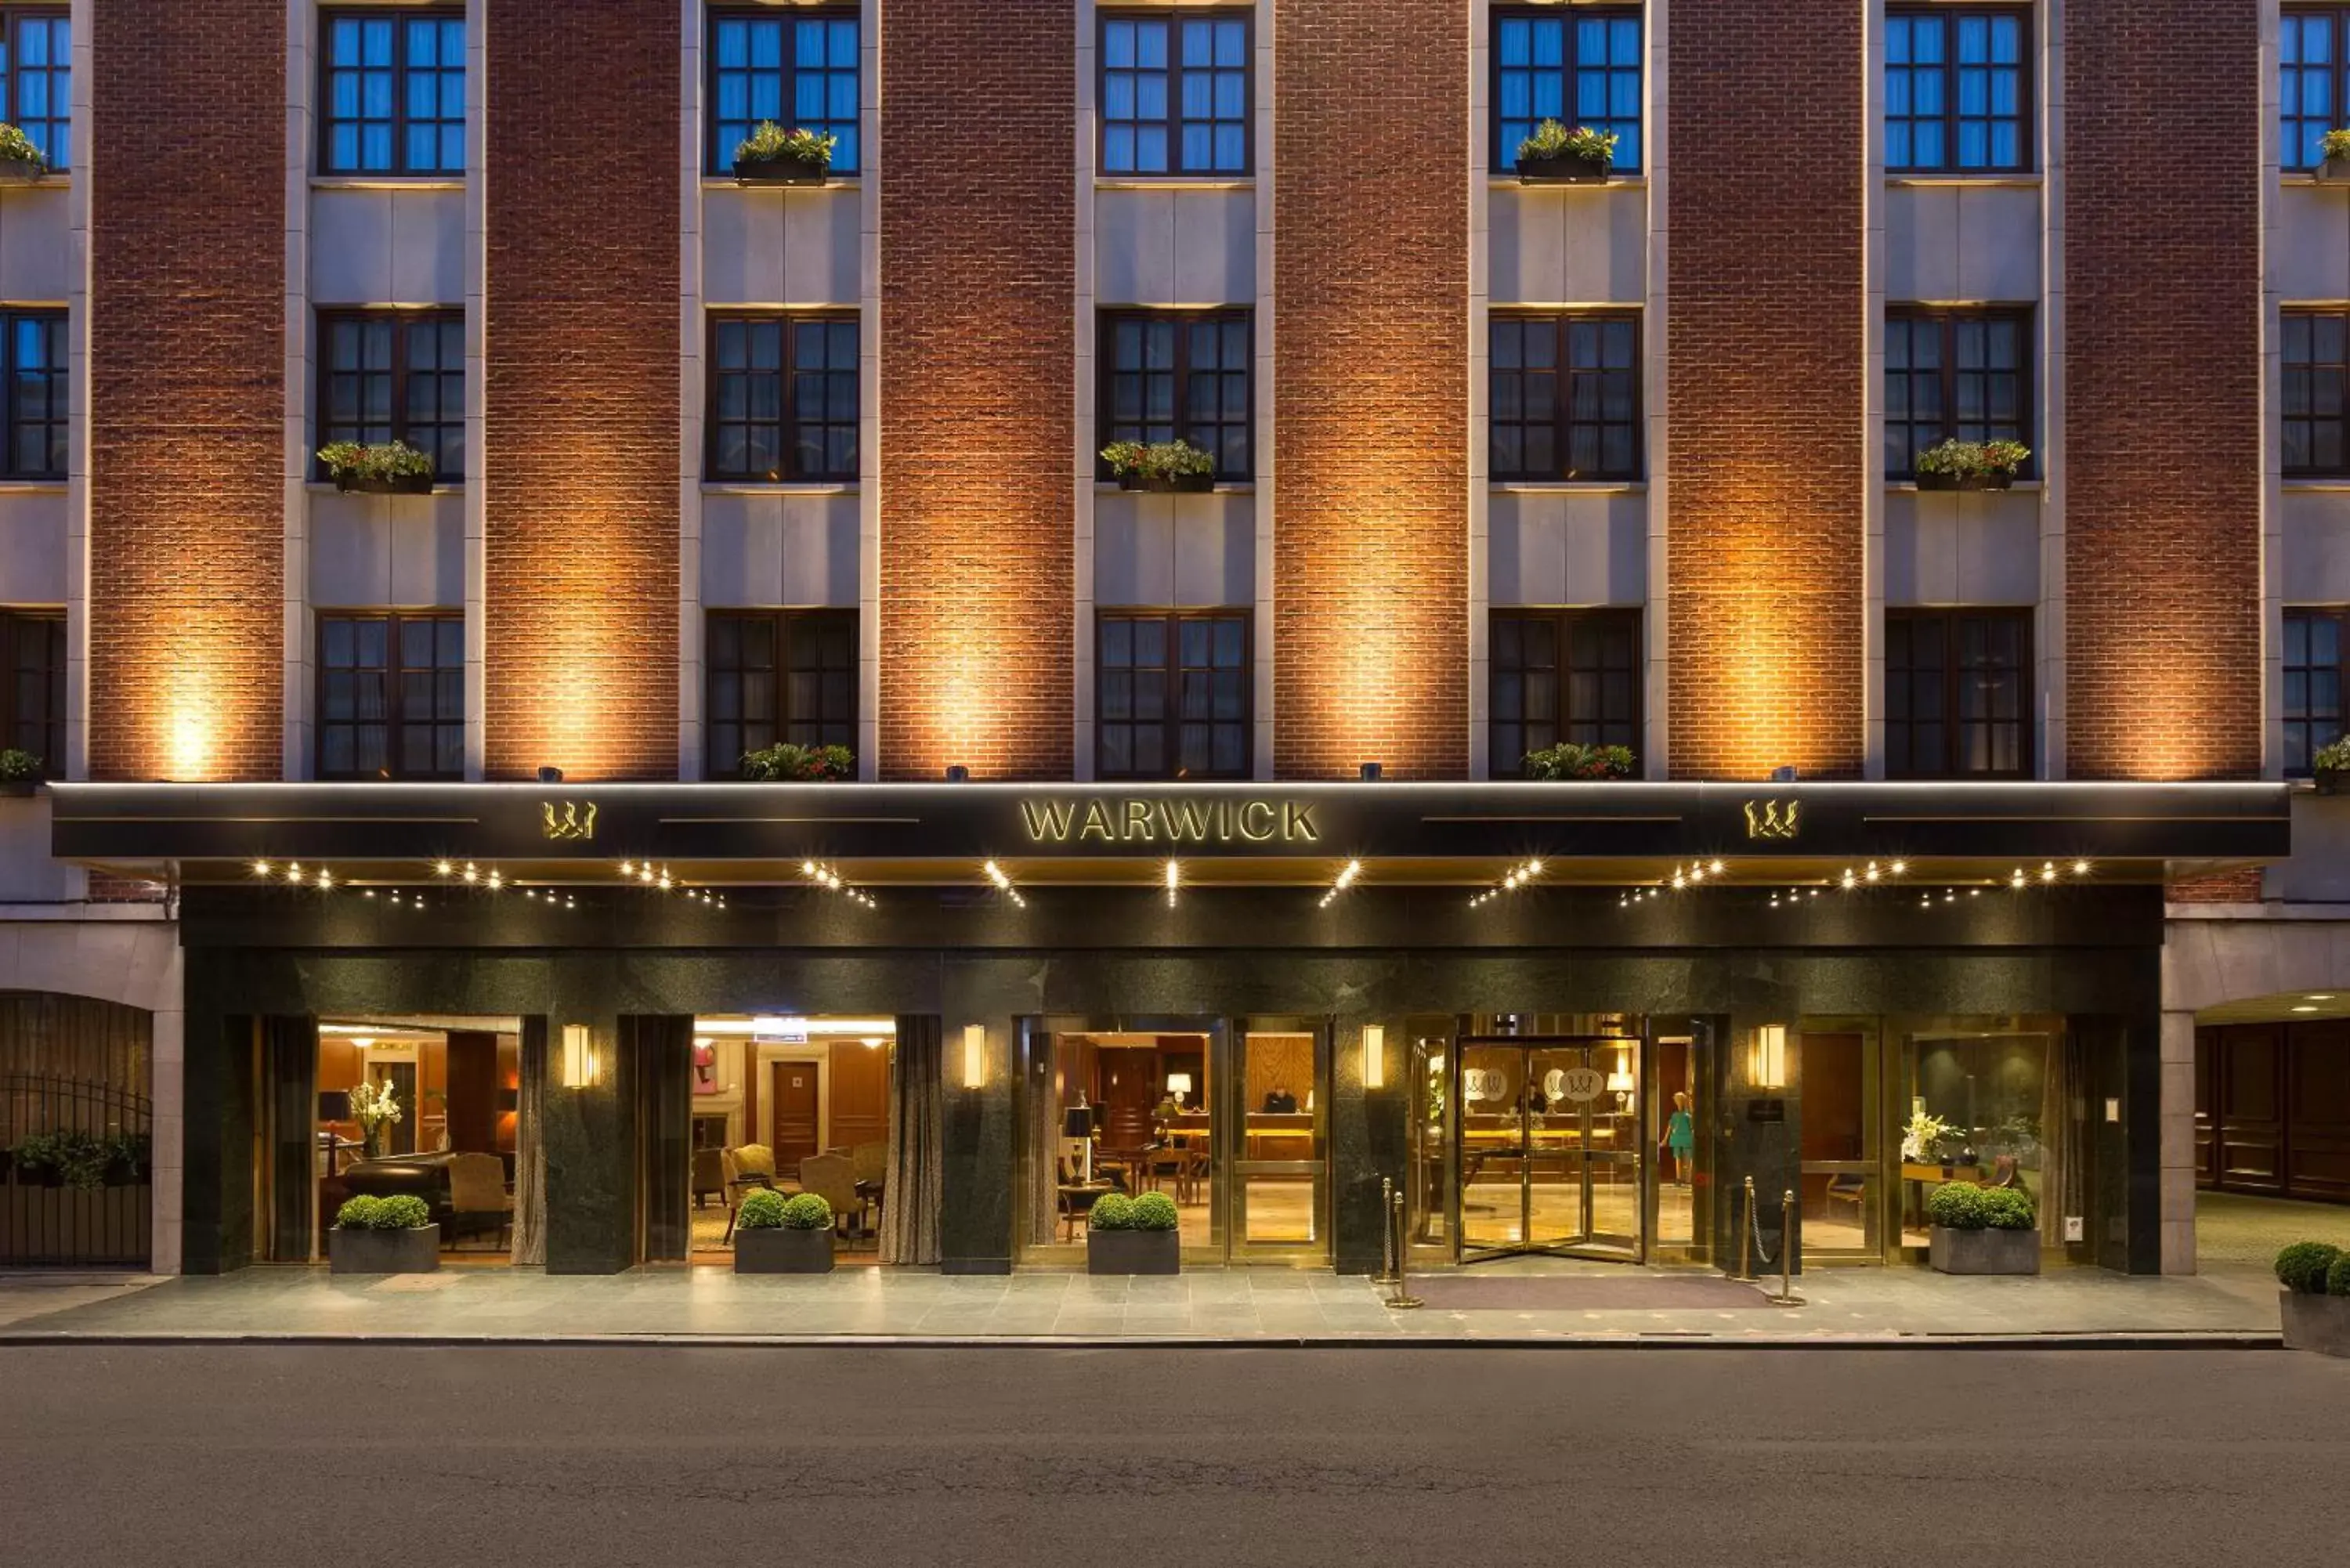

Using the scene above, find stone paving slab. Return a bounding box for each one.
[0,1261,2288,1346]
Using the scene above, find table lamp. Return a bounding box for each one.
[1166,1071,1193,1109]
[1062,1104,1095,1183]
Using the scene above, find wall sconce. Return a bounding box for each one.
[1749,1024,1788,1090]
[560,1023,601,1089]
[1361,1024,1386,1090]
[961,1023,987,1089]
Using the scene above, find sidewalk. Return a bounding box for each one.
[0,1260,2287,1346]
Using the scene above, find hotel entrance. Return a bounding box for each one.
[1456,1034,1644,1263]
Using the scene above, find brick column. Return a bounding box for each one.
[877,0,1075,782]
[1271,0,1468,780]
[483,0,681,780]
[1665,1,1865,781]
[87,1,286,781]
[2063,2,2261,780]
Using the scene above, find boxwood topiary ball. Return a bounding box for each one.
[2328,1253,2350,1297]
[1089,1192,1136,1231]
[781,1192,833,1230]
[736,1189,789,1230]
[334,1194,382,1230]
[1976,1187,2036,1230]
[2276,1241,2343,1294]
[379,1194,431,1230]
[1926,1182,1987,1230]
[1130,1191,1180,1231]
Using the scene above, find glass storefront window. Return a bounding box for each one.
[1896,1030,2059,1251]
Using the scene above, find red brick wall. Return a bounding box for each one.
[2063,3,2261,780]
[1665,1,1864,781]
[878,1,1073,781]
[87,1,285,781]
[1272,0,1467,780]
[2164,867,2265,905]
[483,1,680,780]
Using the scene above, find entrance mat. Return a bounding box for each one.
[1407,1275,1773,1311]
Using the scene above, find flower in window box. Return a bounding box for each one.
[1101,439,1216,493]
[0,747,42,796]
[1913,437,2030,492]
[1516,120,1615,186]
[734,122,837,186]
[317,441,437,495]
[739,742,855,782]
[2320,129,2350,185]
[0,123,48,184]
[2316,737,2350,796]
[1521,742,1636,781]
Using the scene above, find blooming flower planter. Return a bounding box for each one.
[333,471,436,496]
[1517,151,1611,186]
[1088,1227,1180,1275]
[734,1226,835,1274]
[327,1223,442,1274]
[1914,471,2017,493]
[1116,471,1216,494]
[734,154,830,186]
[2280,1291,2350,1356]
[1928,1226,2041,1275]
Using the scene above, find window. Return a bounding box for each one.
[316,613,464,780]
[2286,9,2345,172]
[705,609,856,776]
[1885,9,2030,173]
[1489,609,1640,775]
[1097,611,1249,779]
[2287,609,2348,775]
[1491,314,1640,482]
[2286,311,2348,478]
[1099,310,1251,481]
[709,9,860,174]
[1494,9,1641,173]
[0,12,67,170]
[0,609,60,767]
[0,309,63,480]
[1885,308,2030,479]
[318,311,465,483]
[1099,10,1250,175]
[320,10,465,175]
[707,315,859,483]
[1885,609,2030,778]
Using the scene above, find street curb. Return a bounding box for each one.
[0,1330,2287,1351]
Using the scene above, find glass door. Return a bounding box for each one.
[1225,1020,1329,1263]
[1798,1024,1884,1262]
[1456,1035,1644,1263]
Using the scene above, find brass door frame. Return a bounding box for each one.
[1453,1033,1646,1266]
[1795,1016,1888,1265]
[1223,1015,1332,1266]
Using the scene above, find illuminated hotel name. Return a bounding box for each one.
[1020,797,1321,845]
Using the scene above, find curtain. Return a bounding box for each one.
[880,1016,944,1265]
[511,1017,548,1266]
[2040,1031,2084,1248]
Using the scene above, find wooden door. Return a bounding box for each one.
[828,1042,891,1155]
[1097,1047,1159,1151]
[2287,1020,2350,1202]
[2194,1027,2218,1188]
[770,1062,820,1171]
[381,1063,418,1155]
[2217,1024,2284,1194]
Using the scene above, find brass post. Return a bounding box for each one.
[1372,1176,1399,1285]
[1384,1188,1423,1310]
[1735,1175,1755,1281]
[1773,1187,1806,1307]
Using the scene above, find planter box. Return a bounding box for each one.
[0,780,36,796]
[1088,1227,1180,1275]
[1116,471,1216,494]
[2316,156,2350,186]
[2316,768,2349,797]
[2280,1289,2350,1355]
[0,160,47,186]
[735,1225,835,1274]
[333,471,435,496]
[734,154,829,186]
[1516,151,1611,185]
[1914,471,2018,493]
[1929,1225,2041,1275]
[328,1223,441,1274]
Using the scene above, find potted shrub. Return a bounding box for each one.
[318,440,436,496]
[1522,742,1636,780]
[0,122,48,184]
[1087,1189,1180,1275]
[2273,1241,2350,1354]
[2314,736,2350,796]
[740,742,855,782]
[1914,438,2030,492]
[0,746,42,796]
[734,1189,837,1274]
[1926,1181,2040,1274]
[1516,119,1616,185]
[1101,439,1216,494]
[734,121,836,186]
[13,1129,109,1191]
[327,1194,440,1274]
[2318,129,2350,185]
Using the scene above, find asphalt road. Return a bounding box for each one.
[4,1346,2345,1567]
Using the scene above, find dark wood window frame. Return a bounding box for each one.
[0,9,68,172]
[0,307,64,481]
[315,308,465,484]
[1885,305,2034,480]
[1489,310,1643,482]
[703,608,858,778]
[705,312,860,484]
[2286,606,2348,775]
[705,5,863,175]
[1488,607,1642,776]
[1884,5,2034,175]
[1097,7,1254,177]
[0,606,62,767]
[1095,608,1252,781]
[2285,309,2349,479]
[2285,6,2349,172]
[1491,6,1644,175]
[316,8,467,177]
[1885,606,2034,779]
[314,611,465,782]
[1097,308,1253,482]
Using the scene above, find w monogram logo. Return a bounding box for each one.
[540,801,598,842]
[1743,800,1800,841]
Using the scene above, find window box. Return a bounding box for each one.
[734,1225,835,1274]
[0,780,36,798]
[1087,1227,1180,1276]
[732,152,829,186]
[334,470,436,496]
[2319,768,2350,796]
[1516,149,1610,185]
[0,158,44,186]
[1117,471,1216,494]
[2320,154,2350,186]
[1928,1224,2040,1275]
[327,1222,441,1274]
[1913,470,2015,493]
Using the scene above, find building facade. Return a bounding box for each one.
[0,0,2342,1280]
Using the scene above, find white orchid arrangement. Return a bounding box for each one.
[349,1079,403,1133]
[1901,1111,1956,1163]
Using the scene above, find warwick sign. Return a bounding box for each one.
[1020,797,1321,845]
